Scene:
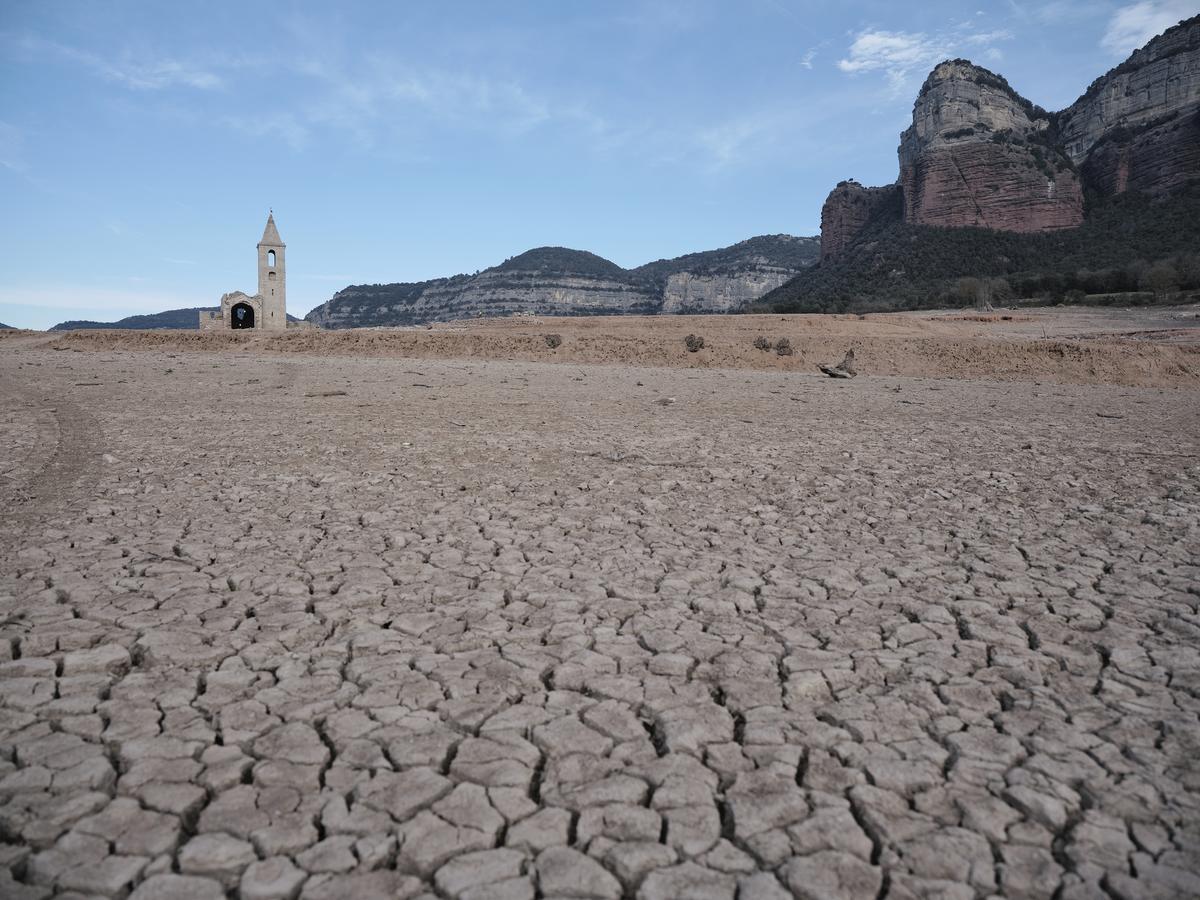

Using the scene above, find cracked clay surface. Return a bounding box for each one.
[1,344,1198,899]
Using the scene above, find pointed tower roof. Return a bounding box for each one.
[259,211,284,247]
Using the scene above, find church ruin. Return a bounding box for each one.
[200,212,287,331]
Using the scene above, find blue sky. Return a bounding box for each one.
[1,0,1196,328]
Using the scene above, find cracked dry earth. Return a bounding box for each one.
[1,344,1199,900]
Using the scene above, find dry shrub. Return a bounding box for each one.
[775,337,793,356]
[544,333,562,349]
[684,334,705,352]
[753,336,771,351]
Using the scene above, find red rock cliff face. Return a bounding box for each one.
[898,61,1083,232]
[819,182,901,261]
[900,142,1083,232]
[817,18,1199,260]
[1059,16,1200,199]
[1080,108,1200,197]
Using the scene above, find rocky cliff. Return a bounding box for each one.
[306,236,819,328]
[819,182,902,261]
[817,14,1199,259]
[1059,15,1200,198]
[763,184,1200,314]
[648,234,820,312]
[898,61,1083,232]
[659,269,794,313]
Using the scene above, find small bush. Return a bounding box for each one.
[775,337,793,357]
[753,336,771,351]
[684,334,705,352]
[544,333,562,349]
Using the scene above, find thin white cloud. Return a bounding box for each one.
[375,67,551,133]
[964,29,1015,45]
[220,112,311,152]
[691,85,895,171]
[1006,1,1108,24]
[838,30,942,79]
[616,1,704,33]
[0,121,27,173]
[232,53,565,153]
[800,48,817,69]
[837,24,1014,89]
[8,33,223,90]
[699,110,792,168]
[1101,1,1196,56]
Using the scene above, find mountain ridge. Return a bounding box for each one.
[769,14,1200,313]
[305,234,819,329]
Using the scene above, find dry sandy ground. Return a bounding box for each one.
[25,304,1200,388]
[0,309,1198,899]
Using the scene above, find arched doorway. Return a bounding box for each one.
[231,302,255,329]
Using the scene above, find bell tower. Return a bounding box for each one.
[257,210,286,331]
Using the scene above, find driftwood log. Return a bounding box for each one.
[818,349,857,378]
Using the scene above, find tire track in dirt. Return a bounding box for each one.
[0,378,102,545]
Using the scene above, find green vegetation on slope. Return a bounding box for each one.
[49,307,302,331]
[50,307,219,331]
[493,247,633,280]
[762,182,1200,313]
[633,235,820,284]
[309,275,472,328]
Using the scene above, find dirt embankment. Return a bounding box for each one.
[30,308,1200,388]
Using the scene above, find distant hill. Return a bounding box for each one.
[0,322,14,330]
[493,247,632,279]
[305,234,819,328]
[49,307,301,331]
[633,234,822,283]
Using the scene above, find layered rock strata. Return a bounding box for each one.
[899,139,1083,232]
[819,182,902,261]
[1077,108,1200,197]
[1059,15,1200,162]
[307,238,820,328]
[818,15,1199,259]
[306,270,660,329]
[659,269,796,313]
[898,61,1083,232]
[1060,15,1200,198]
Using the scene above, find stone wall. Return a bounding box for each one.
[199,292,267,331]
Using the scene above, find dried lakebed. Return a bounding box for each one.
[1,346,1198,900]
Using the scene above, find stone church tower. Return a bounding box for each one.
[200,212,290,332]
[257,212,286,328]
